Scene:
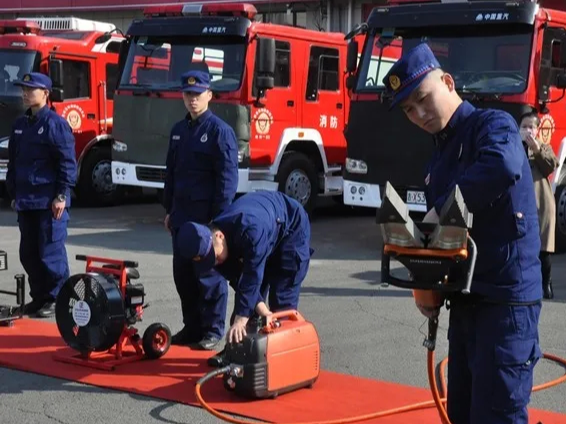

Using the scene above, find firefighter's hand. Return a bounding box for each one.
[164,214,171,234]
[423,208,439,224]
[255,301,272,317]
[52,199,65,220]
[228,315,249,344]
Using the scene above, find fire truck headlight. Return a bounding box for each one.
[0,137,9,149]
[112,140,128,152]
[346,158,368,174]
[238,144,249,164]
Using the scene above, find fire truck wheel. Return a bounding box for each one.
[554,184,566,252]
[277,152,319,214]
[77,146,123,207]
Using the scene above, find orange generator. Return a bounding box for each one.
[222,310,320,399]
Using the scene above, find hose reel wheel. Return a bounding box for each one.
[55,272,126,353]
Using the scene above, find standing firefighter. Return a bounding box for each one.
[163,69,239,349]
[383,43,542,424]
[6,72,77,318]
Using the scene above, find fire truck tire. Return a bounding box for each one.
[554,184,566,252]
[276,151,319,214]
[76,146,123,207]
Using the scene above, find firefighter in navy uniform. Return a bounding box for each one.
[6,72,77,318]
[163,70,239,350]
[176,190,313,345]
[382,43,542,424]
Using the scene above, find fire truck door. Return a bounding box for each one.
[51,57,98,156]
[250,39,296,164]
[302,45,345,166]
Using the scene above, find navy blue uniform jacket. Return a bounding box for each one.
[212,191,311,317]
[6,105,77,210]
[425,101,542,303]
[163,110,239,228]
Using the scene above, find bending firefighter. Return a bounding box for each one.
[176,191,314,359]
[383,43,542,424]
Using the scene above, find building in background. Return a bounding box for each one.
[0,0,387,34]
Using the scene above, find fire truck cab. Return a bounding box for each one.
[110,3,354,212]
[343,0,566,249]
[0,17,124,206]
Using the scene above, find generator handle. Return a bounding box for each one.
[265,310,304,325]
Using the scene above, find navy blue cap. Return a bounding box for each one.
[382,43,441,109]
[13,72,52,91]
[176,221,216,273]
[180,70,211,93]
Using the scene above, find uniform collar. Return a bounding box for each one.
[433,100,475,148]
[25,104,50,122]
[186,109,212,126]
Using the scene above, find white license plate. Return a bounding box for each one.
[406,190,427,205]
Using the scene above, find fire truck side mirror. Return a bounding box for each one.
[256,38,275,90]
[556,72,566,90]
[49,59,64,89]
[346,40,358,74]
[560,40,566,69]
[95,33,112,44]
[51,88,64,103]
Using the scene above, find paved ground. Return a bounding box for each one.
[1,197,566,424]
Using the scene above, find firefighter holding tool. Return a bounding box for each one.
[6,73,77,318]
[162,69,239,350]
[383,43,542,424]
[175,190,314,345]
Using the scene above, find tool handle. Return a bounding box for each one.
[461,236,477,295]
[15,274,25,306]
[75,254,139,268]
[265,309,304,325]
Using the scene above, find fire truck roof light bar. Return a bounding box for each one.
[15,17,116,33]
[0,20,41,35]
[143,3,258,19]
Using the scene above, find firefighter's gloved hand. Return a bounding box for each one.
[416,302,441,319]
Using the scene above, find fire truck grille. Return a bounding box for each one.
[136,167,166,183]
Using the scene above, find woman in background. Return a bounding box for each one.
[519,112,560,299]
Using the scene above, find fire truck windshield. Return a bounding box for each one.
[0,49,39,97]
[119,35,246,93]
[356,25,532,96]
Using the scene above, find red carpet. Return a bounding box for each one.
[0,319,565,424]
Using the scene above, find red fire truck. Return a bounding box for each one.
[0,17,124,206]
[110,3,359,213]
[343,0,566,249]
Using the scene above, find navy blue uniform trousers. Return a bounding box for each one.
[172,228,228,339]
[18,209,70,302]
[447,301,542,424]
[231,207,311,320]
